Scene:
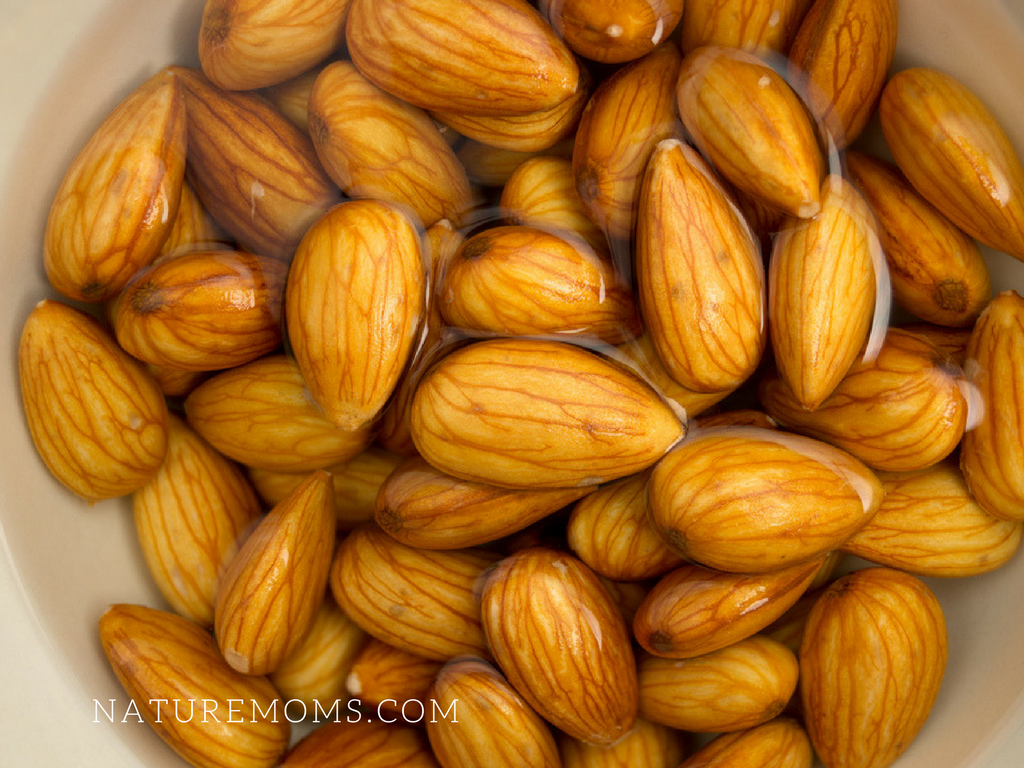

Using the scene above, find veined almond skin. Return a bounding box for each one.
[427,658,561,768]
[262,66,321,134]
[680,0,813,54]
[542,0,685,63]
[171,66,341,262]
[345,638,444,715]
[650,428,883,573]
[215,471,336,676]
[677,719,813,768]
[286,199,425,431]
[199,0,352,91]
[439,225,640,344]
[898,322,971,367]
[458,137,574,187]
[19,300,168,502]
[481,547,638,745]
[800,567,948,768]
[345,0,581,116]
[184,355,373,472]
[144,363,209,399]
[99,604,290,768]
[760,328,969,472]
[768,175,880,410]
[330,523,496,661]
[409,337,685,489]
[279,719,440,768]
[638,636,799,733]
[44,68,186,303]
[133,414,262,626]
[847,150,991,327]
[676,46,823,219]
[113,249,286,372]
[158,177,231,259]
[961,290,1024,520]
[842,460,1022,577]
[695,409,778,429]
[637,138,766,393]
[879,67,1024,263]
[308,61,473,228]
[573,43,684,243]
[376,456,593,549]
[633,559,822,659]
[559,716,689,768]
[787,0,898,149]
[761,588,826,656]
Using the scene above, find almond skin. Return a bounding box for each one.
[215,470,336,675]
[677,719,813,768]
[262,66,322,134]
[458,137,574,187]
[19,300,168,501]
[542,0,685,63]
[879,67,1024,263]
[409,337,685,489]
[680,0,813,54]
[99,603,290,768]
[345,638,444,716]
[279,719,440,768]
[800,567,948,768]
[559,716,689,768]
[43,68,186,303]
[345,0,581,116]
[897,323,972,367]
[158,177,231,259]
[481,547,639,745]
[637,138,766,393]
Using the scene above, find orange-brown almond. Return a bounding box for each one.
[759,589,826,656]
[410,337,685,489]
[680,0,813,54]
[559,716,689,768]
[481,547,638,745]
[458,137,574,187]
[18,300,168,502]
[100,603,290,768]
[345,638,444,716]
[262,66,322,135]
[897,322,972,367]
[215,470,336,675]
[279,719,440,768]
[677,719,813,768]
[695,409,778,429]
[158,177,231,259]
[143,363,209,399]
[543,0,685,63]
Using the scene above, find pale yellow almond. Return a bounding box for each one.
[559,716,689,768]
[345,639,444,716]
[680,0,813,53]
[543,0,685,63]
[279,719,440,768]
[19,300,168,502]
[158,177,231,259]
[677,719,813,768]
[44,68,185,302]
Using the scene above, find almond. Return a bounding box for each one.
[426,658,561,768]
[43,69,185,302]
[329,523,496,661]
[695,409,778,429]
[144,363,209,399]
[760,328,969,471]
[262,66,322,134]
[184,355,373,472]
[897,322,971,367]
[961,290,1024,520]
[18,300,168,501]
[285,199,425,431]
[650,428,882,573]
[345,638,444,716]
[676,45,823,219]
[279,719,440,768]
[759,588,827,656]
[800,567,948,768]
[458,137,574,187]
[542,0,685,63]
[680,0,813,54]
[638,636,799,733]
[637,138,766,393]
[409,337,685,489]
[481,547,638,745]
[879,67,1024,263]
[677,719,813,768]
[133,413,262,626]
[559,716,689,768]
[99,603,290,768]
[158,177,231,259]
[345,0,580,116]
[199,0,352,91]
[215,470,336,675]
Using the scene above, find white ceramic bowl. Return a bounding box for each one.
[2,1,1024,765]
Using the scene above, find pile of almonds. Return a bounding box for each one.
[16,0,1024,766]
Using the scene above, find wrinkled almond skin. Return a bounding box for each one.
[559,716,689,768]
[19,300,168,501]
[427,658,561,768]
[215,471,336,675]
[346,0,580,116]
[638,636,799,733]
[800,567,948,768]
[847,150,991,327]
[184,355,373,472]
[650,428,882,573]
[410,337,685,489]
[637,138,766,393]
[787,0,898,149]
[676,46,823,219]
[481,547,638,745]
[439,225,640,344]
[543,0,684,63]
[44,69,185,303]
[678,719,813,768]
[634,559,822,659]
[330,523,496,661]
[286,200,425,431]
[133,414,262,626]
[308,61,473,228]
[99,604,290,768]
[879,67,1024,263]
[573,43,684,242]
[680,0,813,54]
[760,328,969,472]
[279,719,440,768]
[345,638,444,715]
[199,0,352,91]
[768,175,880,410]
[961,290,1024,520]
